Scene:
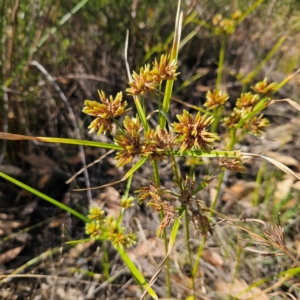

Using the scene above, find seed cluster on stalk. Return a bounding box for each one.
[82,53,278,244]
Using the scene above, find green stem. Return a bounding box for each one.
[160,3,182,129]
[102,241,110,279]
[185,207,195,296]
[152,160,160,185]
[160,80,174,129]
[192,236,206,278]
[211,106,221,133]
[228,128,237,150]
[210,171,225,214]
[153,159,171,296]
[112,117,124,132]
[133,95,148,130]
[216,35,226,89]
[117,174,133,225]
[211,127,237,216]
[252,162,264,206]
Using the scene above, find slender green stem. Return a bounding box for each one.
[160,3,182,129]
[118,248,158,299]
[241,35,286,85]
[133,95,148,130]
[152,160,160,185]
[228,128,237,150]
[252,162,264,206]
[112,117,124,132]
[211,34,226,132]
[117,174,133,225]
[184,207,195,296]
[216,35,226,89]
[102,241,110,279]
[192,236,206,278]
[210,171,225,214]
[124,174,133,199]
[211,106,221,133]
[160,80,174,129]
[211,128,237,216]
[152,159,171,296]
[237,0,263,24]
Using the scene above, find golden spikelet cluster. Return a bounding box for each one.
[114,115,143,167]
[204,89,229,110]
[85,207,136,249]
[83,90,129,135]
[173,110,220,154]
[251,78,278,96]
[126,54,179,96]
[143,126,174,161]
[212,10,242,35]
[114,117,174,166]
[223,78,276,136]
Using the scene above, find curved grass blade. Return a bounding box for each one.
[119,248,158,299]
[0,132,122,150]
[0,171,89,223]
[241,152,300,181]
[270,98,300,112]
[140,217,181,300]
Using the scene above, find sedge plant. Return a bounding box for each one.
[1,2,300,299]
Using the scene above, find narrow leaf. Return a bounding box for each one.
[241,152,300,181]
[0,171,89,222]
[0,132,122,150]
[118,249,158,299]
[270,98,300,112]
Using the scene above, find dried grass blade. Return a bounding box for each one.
[242,152,300,181]
[0,132,37,141]
[270,98,300,112]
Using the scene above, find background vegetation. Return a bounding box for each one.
[1,0,300,299]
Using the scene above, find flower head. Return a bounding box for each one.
[222,107,242,129]
[126,54,179,96]
[83,90,129,134]
[151,54,179,81]
[236,92,260,110]
[247,114,270,136]
[251,78,277,96]
[143,126,174,161]
[114,115,143,166]
[204,89,229,110]
[173,110,220,153]
[126,64,158,96]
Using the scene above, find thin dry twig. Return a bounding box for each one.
[30,60,93,206]
[66,149,114,184]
